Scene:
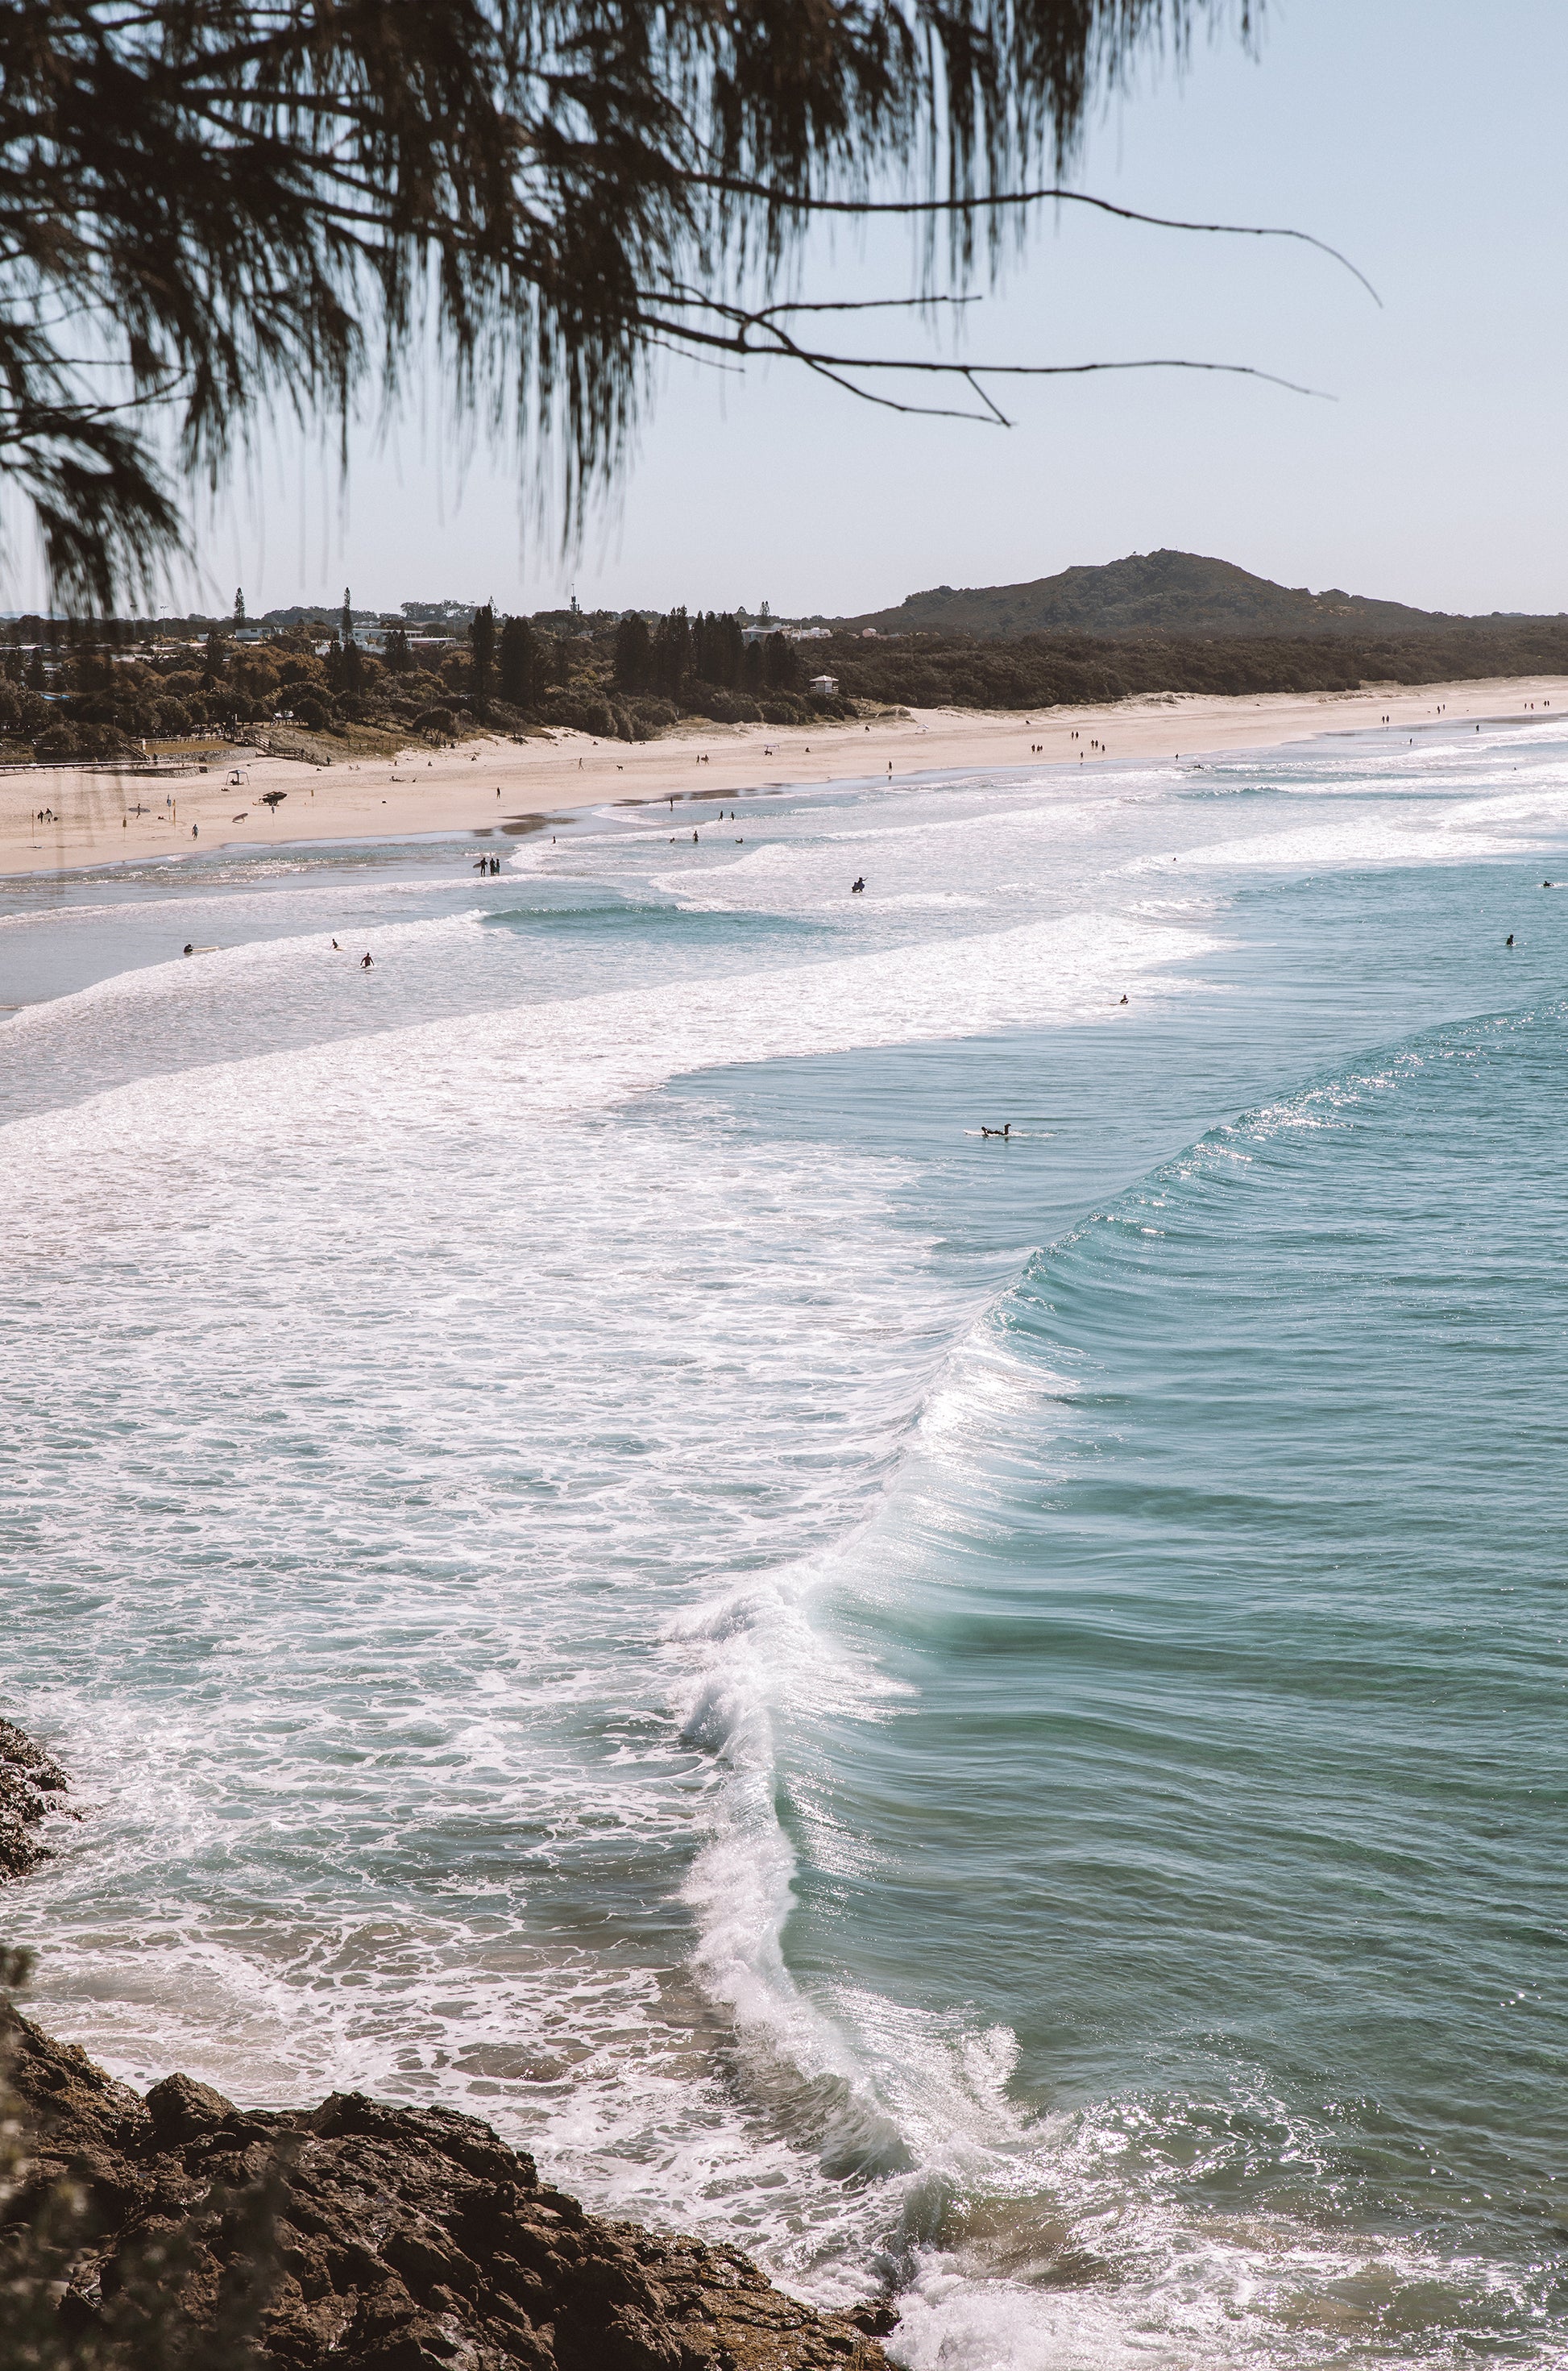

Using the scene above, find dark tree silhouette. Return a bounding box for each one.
[613,614,653,692]
[653,608,691,700]
[470,602,497,716]
[0,0,1346,616]
[498,613,538,706]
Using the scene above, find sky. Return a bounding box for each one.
[15,0,1568,621]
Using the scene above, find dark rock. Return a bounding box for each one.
[1,2010,898,2369]
[0,1713,72,1880]
[146,2069,240,2144]
[0,1717,71,1795]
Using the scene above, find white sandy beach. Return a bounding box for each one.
[4,673,1564,878]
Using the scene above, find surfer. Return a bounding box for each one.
[360,952,375,969]
[980,1123,1010,1139]
[1506,933,1515,946]
[851,877,865,894]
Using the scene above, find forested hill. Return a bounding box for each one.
[841,551,1553,641]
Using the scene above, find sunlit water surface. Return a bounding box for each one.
[2,719,1566,2368]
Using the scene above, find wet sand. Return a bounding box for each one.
[3,674,1563,878]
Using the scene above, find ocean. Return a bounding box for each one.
[1,717,1564,2367]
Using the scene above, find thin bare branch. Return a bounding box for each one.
[684,176,1383,307]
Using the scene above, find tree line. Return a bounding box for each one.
[0,601,843,761]
[612,611,808,700]
[811,620,1568,710]
[8,605,1564,766]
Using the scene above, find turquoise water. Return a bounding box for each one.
[1,720,1565,2365]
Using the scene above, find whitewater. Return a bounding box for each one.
[2,717,1565,2367]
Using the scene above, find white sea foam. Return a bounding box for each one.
[5,731,1566,2369]
[0,907,1202,1201]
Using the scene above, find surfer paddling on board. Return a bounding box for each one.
[980,1123,1011,1139]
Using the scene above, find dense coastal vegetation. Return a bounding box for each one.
[817,617,1568,709]
[4,552,1566,766]
[0,600,856,763]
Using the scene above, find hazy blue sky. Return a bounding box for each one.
[52,1,1568,617]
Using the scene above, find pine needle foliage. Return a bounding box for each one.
[0,0,1249,612]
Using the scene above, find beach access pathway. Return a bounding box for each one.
[3,673,1565,878]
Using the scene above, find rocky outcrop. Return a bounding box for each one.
[2,2014,895,2369]
[0,1715,72,1880]
[0,1712,897,2370]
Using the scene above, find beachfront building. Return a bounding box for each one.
[810,674,838,695]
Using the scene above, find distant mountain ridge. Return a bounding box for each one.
[840,550,1545,640]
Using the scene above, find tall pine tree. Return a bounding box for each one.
[653,608,690,700]
[613,615,652,691]
[765,633,804,693]
[498,616,537,708]
[470,604,497,717]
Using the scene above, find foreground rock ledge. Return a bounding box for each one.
[2,2012,896,2369]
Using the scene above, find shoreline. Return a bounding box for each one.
[2,2004,896,2369]
[0,1716,895,2368]
[3,671,1564,882]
